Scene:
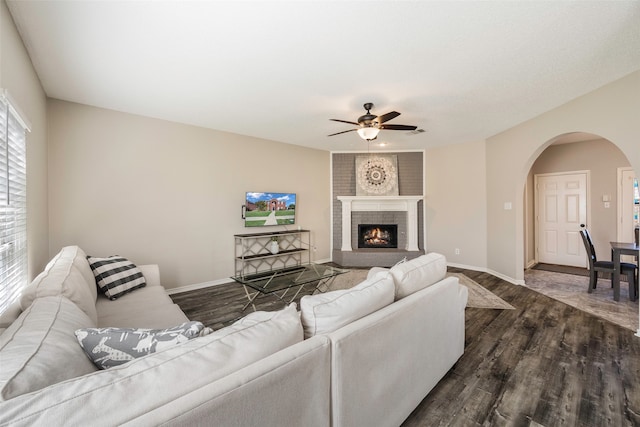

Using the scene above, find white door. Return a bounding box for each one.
[617,167,637,242]
[535,172,588,267]
[617,168,637,262]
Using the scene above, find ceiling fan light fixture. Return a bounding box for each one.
[329,103,417,141]
[357,127,380,141]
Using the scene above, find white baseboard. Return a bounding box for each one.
[487,268,525,286]
[526,259,537,269]
[166,278,231,295]
[446,262,487,273]
[447,262,525,286]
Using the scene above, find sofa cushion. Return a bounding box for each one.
[87,256,146,300]
[389,252,447,300]
[98,303,190,329]
[0,296,98,401]
[76,321,210,369]
[95,285,175,319]
[20,246,98,324]
[95,277,189,329]
[300,274,394,338]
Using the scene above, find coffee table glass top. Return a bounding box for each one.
[232,264,348,294]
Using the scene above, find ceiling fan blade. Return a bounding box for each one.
[380,124,418,131]
[376,111,400,124]
[328,128,358,137]
[330,119,360,126]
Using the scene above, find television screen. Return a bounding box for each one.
[244,192,296,227]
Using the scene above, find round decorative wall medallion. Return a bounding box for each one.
[356,156,398,195]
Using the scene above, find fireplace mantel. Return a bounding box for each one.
[337,196,423,252]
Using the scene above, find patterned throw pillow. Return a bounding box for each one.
[87,256,146,300]
[75,321,211,369]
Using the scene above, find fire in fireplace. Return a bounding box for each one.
[358,224,398,249]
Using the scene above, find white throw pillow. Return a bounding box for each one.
[0,296,98,401]
[389,252,447,300]
[300,273,394,338]
[367,266,390,280]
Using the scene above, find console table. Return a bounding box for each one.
[234,229,310,279]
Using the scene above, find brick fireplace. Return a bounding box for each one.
[332,151,425,267]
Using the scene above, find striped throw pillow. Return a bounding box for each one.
[87,256,146,300]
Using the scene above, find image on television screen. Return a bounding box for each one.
[245,192,296,227]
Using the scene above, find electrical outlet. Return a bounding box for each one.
[455,248,460,255]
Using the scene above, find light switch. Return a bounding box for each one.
[604,202,610,208]
[504,202,512,210]
[603,195,610,202]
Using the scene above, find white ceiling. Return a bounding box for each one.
[7,1,640,152]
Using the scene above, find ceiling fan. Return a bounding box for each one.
[328,103,418,141]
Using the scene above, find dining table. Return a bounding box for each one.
[609,241,639,301]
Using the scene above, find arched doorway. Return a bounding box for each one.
[524,132,634,269]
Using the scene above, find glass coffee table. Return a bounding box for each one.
[232,264,349,312]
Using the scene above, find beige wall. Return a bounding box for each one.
[425,140,487,269]
[47,100,330,290]
[487,70,640,282]
[528,139,630,263]
[1,1,49,279]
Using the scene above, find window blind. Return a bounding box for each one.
[0,92,28,314]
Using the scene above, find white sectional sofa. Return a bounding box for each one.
[0,246,467,427]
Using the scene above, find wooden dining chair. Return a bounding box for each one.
[579,229,637,300]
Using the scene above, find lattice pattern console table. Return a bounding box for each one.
[234,230,311,279]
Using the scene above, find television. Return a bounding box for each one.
[244,192,296,227]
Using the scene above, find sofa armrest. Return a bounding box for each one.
[0,335,330,427]
[458,279,469,309]
[137,264,160,287]
[124,335,331,427]
[327,276,465,427]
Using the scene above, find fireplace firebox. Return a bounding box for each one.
[358,224,398,249]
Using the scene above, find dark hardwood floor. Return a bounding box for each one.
[170,267,640,427]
